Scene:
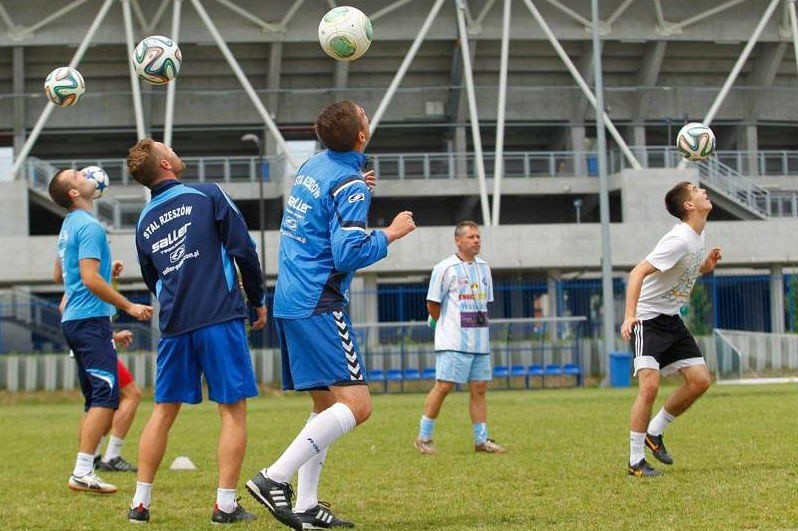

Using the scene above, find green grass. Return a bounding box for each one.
[2,384,797,530]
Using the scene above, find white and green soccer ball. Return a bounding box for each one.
[676,122,716,161]
[318,6,372,62]
[43,67,86,107]
[81,166,109,199]
[132,35,182,85]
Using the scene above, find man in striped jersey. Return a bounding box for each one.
[621,181,722,477]
[414,221,506,456]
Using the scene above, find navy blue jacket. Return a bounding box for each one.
[136,180,265,337]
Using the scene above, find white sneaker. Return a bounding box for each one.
[68,472,117,494]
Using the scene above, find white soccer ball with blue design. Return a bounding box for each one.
[318,6,372,62]
[132,35,182,85]
[81,166,109,199]
[43,67,86,107]
[676,122,716,161]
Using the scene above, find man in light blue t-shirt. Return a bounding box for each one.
[49,168,152,495]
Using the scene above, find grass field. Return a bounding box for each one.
[1,383,796,530]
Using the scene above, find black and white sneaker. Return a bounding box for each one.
[128,503,150,524]
[645,433,674,465]
[295,502,355,529]
[245,471,302,530]
[211,502,256,524]
[97,456,138,472]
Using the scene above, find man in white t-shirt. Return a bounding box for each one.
[414,221,506,455]
[621,181,722,477]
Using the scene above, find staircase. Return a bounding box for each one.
[0,288,65,346]
[694,158,769,220]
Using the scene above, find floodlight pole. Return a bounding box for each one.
[521,0,641,171]
[9,0,115,178]
[455,0,491,226]
[190,0,297,169]
[163,0,183,147]
[491,0,511,227]
[677,0,781,169]
[591,0,616,364]
[121,0,147,140]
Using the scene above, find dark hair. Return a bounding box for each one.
[664,181,693,220]
[455,220,479,238]
[315,100,363,152]
[48,169,73,209]
[127,138,161,188]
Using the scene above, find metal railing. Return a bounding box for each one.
[25,147,798,229]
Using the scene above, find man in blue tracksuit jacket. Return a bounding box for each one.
[246,100,416,530]
[126,138,266,524]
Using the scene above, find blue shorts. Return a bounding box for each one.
[435,350,492,384]
[275,311,366,391]
[62,317,119,411]
[155,319,258,404]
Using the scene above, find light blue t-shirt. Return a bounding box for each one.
[58,209,115,322]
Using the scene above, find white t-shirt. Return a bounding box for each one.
[427,254,494,354]
[636,223,707,321]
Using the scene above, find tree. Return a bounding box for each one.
[687,282,712,336]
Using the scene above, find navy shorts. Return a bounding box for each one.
[275,311,367,391]
[62,317,119,411]
[155,319,258,404]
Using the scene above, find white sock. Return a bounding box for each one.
[647,407,675,436]
[266,403,356,484]
[132,482,153,509]
[103,435,124,461]
[295,412,327,513]
[94,436,106,459]
[216,488,237,513]
[73,452,95,477]
[629,431,646,466]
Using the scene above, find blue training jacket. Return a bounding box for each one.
[274,150,388,318]
[136,180,265,337]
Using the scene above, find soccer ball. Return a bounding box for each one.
[43,67,86,107]
[318,6,372,61]
[132,35,182,85]
[81,166,109,199]
[676,122,716,161]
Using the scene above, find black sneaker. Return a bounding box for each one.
[97,456,138,472]
[645,433,674,465]
[245,471,302,530]
[128,503,150,524]
[211,502,256,524]
[295,501,355,529]
[627,458,662,477]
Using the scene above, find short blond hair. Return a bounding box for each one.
[127,138,161,188]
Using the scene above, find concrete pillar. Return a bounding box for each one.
[13,46,25,157]
[770,264,785,334]
[570,125,587,177]
[632,125,648,168]
[737,124,759,176]
[0,181,29,236]
[350,273,379,349]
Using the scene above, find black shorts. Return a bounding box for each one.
[62,317,120,411]
[631,314,705,376]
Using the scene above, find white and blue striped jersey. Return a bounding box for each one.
[273,149,389,318]
[427,254,494,354]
